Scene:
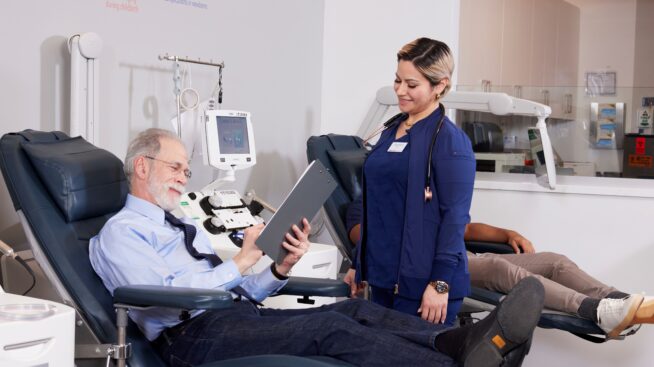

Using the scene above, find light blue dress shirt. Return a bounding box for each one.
[89,194,287,341]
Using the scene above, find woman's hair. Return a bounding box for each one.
[397,37,454,96]
[124,128,180,183]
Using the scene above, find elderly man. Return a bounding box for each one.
[90,128,544,367]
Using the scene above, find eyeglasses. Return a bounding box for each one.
[144,156,192,179]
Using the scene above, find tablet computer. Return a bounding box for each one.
[257,159,338,263]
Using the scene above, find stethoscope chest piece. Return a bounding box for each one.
[424,187,433,202]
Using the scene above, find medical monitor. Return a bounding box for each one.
[203,110,256,171]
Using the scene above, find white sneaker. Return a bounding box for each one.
[597,294,644,338]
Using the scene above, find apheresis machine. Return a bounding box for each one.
[176,109,339,308]
[0,284,75,367]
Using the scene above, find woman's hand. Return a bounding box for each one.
[275,218,311,276]
[418,285,449,324]
[343,268,365,298]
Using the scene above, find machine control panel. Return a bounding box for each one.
[177,189,338,309]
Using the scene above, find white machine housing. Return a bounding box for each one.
[0,292,75,367]
[192,109,338,307]
[202,109,256,171]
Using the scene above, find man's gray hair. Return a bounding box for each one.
[124,128,181,183]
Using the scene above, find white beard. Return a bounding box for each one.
[147,176,185,212]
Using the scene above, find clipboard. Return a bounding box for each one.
[257,159,338,264]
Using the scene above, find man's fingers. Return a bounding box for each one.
[285,232,300,246]
[302,218,311,234]
[509,240,520,254]
[282,241,304,255]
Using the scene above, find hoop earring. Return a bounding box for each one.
[435,93,441,100]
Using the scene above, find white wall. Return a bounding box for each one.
[320,0,460,136]
[0,0,326,232]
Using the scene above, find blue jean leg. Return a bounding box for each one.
[160,299,456,367]
[371,286,462,327]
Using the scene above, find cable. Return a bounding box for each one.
[14,255,36,296]
[209,66,224,108]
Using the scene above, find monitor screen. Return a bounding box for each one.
[216,116,250,155]
[203,109,256,171]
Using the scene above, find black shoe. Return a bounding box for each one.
[458,276,544,367]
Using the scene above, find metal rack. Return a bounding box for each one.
[158,53,225,138]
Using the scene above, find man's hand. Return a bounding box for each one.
[506,230,535,254]
[343,268,366,298]
[418,285,449,324]
[275,218,311,277]
[233,223,265,274]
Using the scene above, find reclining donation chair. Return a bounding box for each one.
[0,130,350,367]
[306,133,626,344]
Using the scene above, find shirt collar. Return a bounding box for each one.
[124,194,166,225]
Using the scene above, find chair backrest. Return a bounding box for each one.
[306,134,367,262]
[0,130,164,366]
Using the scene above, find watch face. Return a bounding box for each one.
[435,281,449,294]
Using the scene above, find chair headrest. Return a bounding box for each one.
[22,136,128,222]
[326,148,368,200]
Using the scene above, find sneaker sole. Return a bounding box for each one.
[632,298,654,324]
[607,294,644,338]
[463,277,544,367]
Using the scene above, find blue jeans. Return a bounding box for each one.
[155,298,457,367]
[370,286,463,327]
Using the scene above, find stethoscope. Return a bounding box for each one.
[363,103,446,202]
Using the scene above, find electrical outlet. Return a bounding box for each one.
[642,97,654,107]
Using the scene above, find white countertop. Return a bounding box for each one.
[474,172,654,198]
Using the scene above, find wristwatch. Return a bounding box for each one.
[428,280,449,294]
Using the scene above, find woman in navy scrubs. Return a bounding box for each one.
[345,38,476,326]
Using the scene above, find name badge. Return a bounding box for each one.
[388,142,408,153]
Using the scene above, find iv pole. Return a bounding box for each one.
[158,53,224,138]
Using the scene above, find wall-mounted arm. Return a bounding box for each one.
[441,91,552,119]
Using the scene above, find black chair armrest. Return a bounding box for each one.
[470,286,504,305]
[277,277,349,298]
[114,285,234,310]
[466,240,516,254]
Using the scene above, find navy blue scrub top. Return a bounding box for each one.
[363,127,410,289]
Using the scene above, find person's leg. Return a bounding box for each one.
[469,252,586,314]
[502,252,620,299]
[160,277,545,367]
[436,277,545,366]
[263,298,454,349]
[161,300,456,367]
[469,252,645,338]
[370,285,394,308]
